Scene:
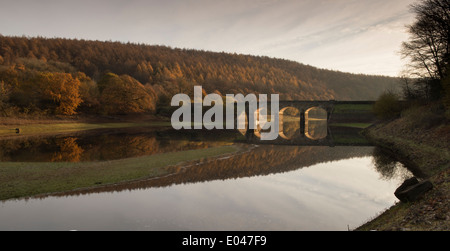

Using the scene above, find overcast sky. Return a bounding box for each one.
[0,0,417,76]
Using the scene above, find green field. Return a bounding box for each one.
[332,104,373,114]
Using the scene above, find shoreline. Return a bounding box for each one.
[1,113,448,230]
[356,118,449,231]
[0,115,172,138]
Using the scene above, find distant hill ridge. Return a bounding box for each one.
[0,35,400,102]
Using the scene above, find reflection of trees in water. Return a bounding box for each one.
[0,130,230,162]
[51,138,84,162]
[46,145,375,199]
[0,137,54,162]
[0,139,23,161]
[372,147,413,181]
[80,135,161,161]
[78,135,226,162]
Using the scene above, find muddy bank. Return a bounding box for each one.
[356,116,449,231]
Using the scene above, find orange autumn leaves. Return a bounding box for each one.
[34,72,82,115]
[0,64,156,116]
[0,65,82,115]
[98,73,156,115]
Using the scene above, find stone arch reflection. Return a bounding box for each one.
[253,106,278,139]
[237,111,248,136]
[305,107,328,140]
[279,107,301,140]
[253,107,267,138]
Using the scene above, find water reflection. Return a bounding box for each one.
[51,137,84,162]
[0,127,414,196]
[0,150,412,231]
[34,145,382,200]
[0,123,371,163]
[0,128,242,162]
[0,126,416,231]
[253,107,329,141]
[305,107,328,140]
[279,107,300,140]
[372,147,421,179]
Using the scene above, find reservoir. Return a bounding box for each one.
[0,127,411,231]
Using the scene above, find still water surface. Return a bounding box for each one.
[0,128,411,231]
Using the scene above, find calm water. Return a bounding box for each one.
[0,127,411,231]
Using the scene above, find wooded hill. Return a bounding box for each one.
[0,35,400,116]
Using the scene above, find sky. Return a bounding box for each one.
[0,0,417,76]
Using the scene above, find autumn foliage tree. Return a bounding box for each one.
[0,64,82,115]
[0,35,406,118]
[99,73,156,115]
[76,72,100,112]
[0,35,401,103]
[34,72,82,115]
[0,80,9,116]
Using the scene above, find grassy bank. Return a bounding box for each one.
[332,103,373,114]
[330,103,377,126]
[356,105,449,231]
[0,121,172,137]
[0,145,238,201]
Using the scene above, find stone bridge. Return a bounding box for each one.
[241,100,335,146]
[238,100,376,146]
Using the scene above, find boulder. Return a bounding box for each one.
[395,177,419,193]
[395,177,433,203]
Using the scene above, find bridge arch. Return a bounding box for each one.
[279,107,301,140]
[304,107,328,140]
[242,100,335,144]
[237,111,248,136]
[253,107,271,138]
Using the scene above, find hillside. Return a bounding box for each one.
[0,35,401,116]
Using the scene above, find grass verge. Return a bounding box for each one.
[0,122,172,137]
[330,123,373,129]
[0,145,238,201]
[333,104,373,114]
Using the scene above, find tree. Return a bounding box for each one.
[35,72,82,115]
[0,64,82,115]
[402,0,449,79]
[443,74,450,108]
[401,0,450,100]
[99,74,156,115]
[76,72,100,111]
[0,35,402,106]
[0,81,9,116]
[373,92,402,120]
